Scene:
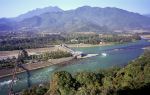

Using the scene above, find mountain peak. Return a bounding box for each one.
[77,6,99,10]
[35,6,62,11]
[1,6,150,33]
[15,6,63,21]
[78,6,92,9]
[144,14,150,17]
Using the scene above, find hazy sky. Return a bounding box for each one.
[0,0,150,18]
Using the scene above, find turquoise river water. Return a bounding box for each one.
[0,39,150,95]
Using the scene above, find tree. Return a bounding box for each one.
[50,71,75,95]
[18,49,29,62]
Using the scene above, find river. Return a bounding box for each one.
[0,39,150,95]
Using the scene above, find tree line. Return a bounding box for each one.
[0,33,141,51]
[0,35,65,51]
[65,33,141,44]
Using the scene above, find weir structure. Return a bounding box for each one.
[59,44,83,57]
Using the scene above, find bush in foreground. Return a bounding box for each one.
[49,51,150,95]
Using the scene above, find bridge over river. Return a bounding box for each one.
[0,39,150,95]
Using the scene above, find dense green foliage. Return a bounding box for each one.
[49,51,150,95]
[21,85,48,95]
[99,34,141,43]
[0,35,65,51]
[29,50,72,61]
[0,49,30,69]
[0,32,140,51]
[0,57,16,69]
[65,33,141,45]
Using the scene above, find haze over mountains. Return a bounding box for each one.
[0,6,150,33]
[14,6,63,21]
[144,14,150,18]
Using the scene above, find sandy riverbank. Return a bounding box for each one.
[0,57,74,78]
[142,46,150,50]
[140,35,150,39]
[0,43,112,60]
[0,43,112,78]
[0,46,66,60]
[67,43,112,48]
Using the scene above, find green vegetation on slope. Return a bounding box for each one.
[21,85,49,95]
[49,50,150,95]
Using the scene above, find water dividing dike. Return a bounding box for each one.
[0,57,74,78]
[0,39,150,95]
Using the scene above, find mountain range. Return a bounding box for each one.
[144,14,150,18]
[14,6,63,21]
[0,6,150,33]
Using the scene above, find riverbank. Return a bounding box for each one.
[0,57,74,78]
[140,35,150,39]
[0,45,71,60]
[66,41,139,48]
[142,46,150,50]
[67,43,112,48]
[0,47,57,60]
[48,50,150,95]
[0,39,149,95]
[0,43,111,60]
